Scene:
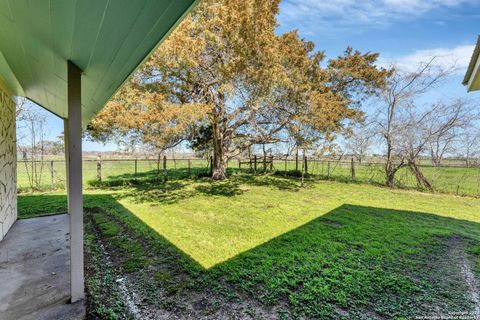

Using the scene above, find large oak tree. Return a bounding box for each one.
[88,0,390,180]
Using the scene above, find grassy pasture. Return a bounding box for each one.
[292,160,480,196]
[16,159,210,191]
[18,176,480,319]
[17,158,480,197]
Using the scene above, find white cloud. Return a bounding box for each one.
[377,45,475,73]
[278,0,467,33]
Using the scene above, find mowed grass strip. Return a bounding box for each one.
[18,176,480,319]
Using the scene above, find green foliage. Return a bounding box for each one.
[92,213,120,237]
[122,257,148,273]
[189,125,213,156]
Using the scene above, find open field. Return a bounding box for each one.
[17,158,480,197]
[19,176,480,319]
[16,159,210,191]
[291,160,480,196]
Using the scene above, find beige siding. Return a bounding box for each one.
[0,84,16,241]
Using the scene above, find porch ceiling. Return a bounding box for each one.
[0,0,197,125]
[463,36,480,92]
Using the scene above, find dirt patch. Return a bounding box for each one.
[85,214,135,320]
[445,235,480,319]
[86,207,285,320]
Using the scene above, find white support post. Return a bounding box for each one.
[66,61,84,303]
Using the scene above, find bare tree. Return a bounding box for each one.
[15,97,27,118]
[345,122,374,163]
[455,129,480,167]
[16,103,49,190]
[427,100,477,166]
[395,100,477,190]
[373,59,452,187]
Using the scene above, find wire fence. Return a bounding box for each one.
[16,157,480,197]
[17,158,211,192]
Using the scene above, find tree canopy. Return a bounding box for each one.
[88,0,391,179]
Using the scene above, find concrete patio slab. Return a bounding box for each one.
[0,214,85,320]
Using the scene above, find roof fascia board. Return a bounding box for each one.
[467,50,480,92]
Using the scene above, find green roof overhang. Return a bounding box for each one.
[0,0,197,125]
[463,36,480,92]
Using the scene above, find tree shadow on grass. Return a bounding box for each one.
[88,173,301,206]
[111,179,245,205]
[114,180,196,205]
[17,193,480,319]
[194,179,244,197]
[94,167,234,185]
[93,167,300,189]
[235,174,301,191]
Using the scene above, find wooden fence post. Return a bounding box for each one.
[327,160,331,179]
[254,155,257,174]
[304,155,308,173]
[188,159,191,177]
[163,155,167,181]
[270,156,273,173]
[134,158,138,177]
[295,152,299,172]
[173,158,177,178]
[96,157,102,182]
[210,156,213,176]
[284,157,287,176]
[50,160,55,191]
[301,154,306,187]
[351,157,356,181]
[238,159,241,169]
[157,154,161,177]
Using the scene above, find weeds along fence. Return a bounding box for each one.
[17,157,480,197]
[270,158,480,197]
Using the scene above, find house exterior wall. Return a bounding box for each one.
[0,82,16,241]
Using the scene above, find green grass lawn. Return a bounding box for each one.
[18,175,480,319]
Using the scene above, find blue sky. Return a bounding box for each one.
[30,0,480,151]
[277,0,480,99]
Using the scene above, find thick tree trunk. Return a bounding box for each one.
[212,156,227,180]
[386,158,406,189]
[386,164,395,187]
[212,121,228,180]
[385,141,395,188]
